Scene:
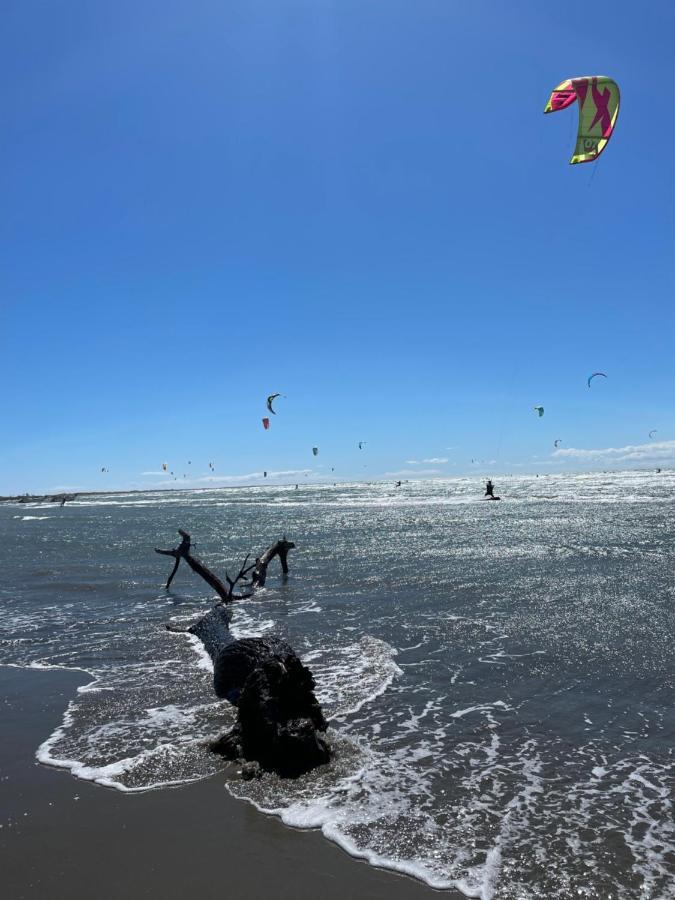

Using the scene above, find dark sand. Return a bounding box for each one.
[1,666,451,899]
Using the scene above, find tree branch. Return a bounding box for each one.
[155,531,295,602]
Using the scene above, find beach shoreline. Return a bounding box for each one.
[0,665,450,900]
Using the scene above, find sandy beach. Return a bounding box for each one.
[1,665,448,900]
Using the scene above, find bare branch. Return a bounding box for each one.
[156,532,295,603]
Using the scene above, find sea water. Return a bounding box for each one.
[1,473,673,898]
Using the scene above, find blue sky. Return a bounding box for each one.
[2,0,674,493]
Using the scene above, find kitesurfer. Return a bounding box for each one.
[485,479,495,498]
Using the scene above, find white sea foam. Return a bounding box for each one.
[179,631,214,673]
[4,661,95,677]
[305,636,402,719]
[455,844,502,900]
[37,732,210,792]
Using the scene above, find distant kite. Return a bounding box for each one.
[534,406,545,417]
[312,447,319,456]
[554,439,562,448]
[262,417,270,430]
[544,76,620,164]
[162,463,168,472]
[649,430,658,439]
[267,393,282,414]
[587,372,607,388]
[358,441,367,450]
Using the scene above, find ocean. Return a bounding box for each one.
[1,473,673,899]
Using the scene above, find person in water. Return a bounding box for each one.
[485,479,495,498]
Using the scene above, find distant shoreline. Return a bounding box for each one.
[1,467,671,506]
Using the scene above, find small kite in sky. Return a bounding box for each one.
[267,393,282,414]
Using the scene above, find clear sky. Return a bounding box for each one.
[2,0,674,494]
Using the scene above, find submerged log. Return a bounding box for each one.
[159,533,329,777]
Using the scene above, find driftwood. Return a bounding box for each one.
[159,531,329,777]
[155,530,295,602]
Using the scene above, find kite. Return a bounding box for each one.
[312,447,319,456]
[264,471,267,478]
[649,430,658,439]
[587,372,607,388]
[162,463,168,472]
[534,406,544,417]
[267,393,282,414]
[358,441,366,450]
[262,417,270,430]
[554,439,562,448]
[544,76,620,164]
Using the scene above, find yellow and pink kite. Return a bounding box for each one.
[544,76,620,164]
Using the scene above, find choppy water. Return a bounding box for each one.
[1,473,674,898]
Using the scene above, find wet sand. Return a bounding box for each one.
[1,666,450,900]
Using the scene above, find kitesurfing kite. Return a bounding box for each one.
[267,393,282,414]
[554,439,562,448]
[358,441,366,450]
[544,76,620,164]
[312,447,319,456]
[587,372,607,388]
[162,463,168,472]
[649,430,658,439]
[263,471,267,478]
[534,406,544,417]
[262,417,270,430]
